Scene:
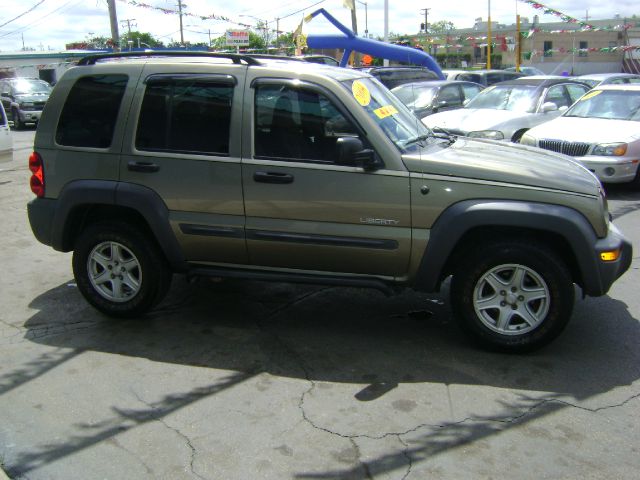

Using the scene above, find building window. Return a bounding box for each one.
[543,41,553,57]
[579,41,588,57]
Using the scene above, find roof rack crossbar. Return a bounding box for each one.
[76,51,263,66]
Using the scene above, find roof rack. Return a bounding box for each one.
[76,51,265,66]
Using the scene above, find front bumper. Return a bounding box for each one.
[588,221,633,296]
[18,109,42,124]
[576,156,640,184]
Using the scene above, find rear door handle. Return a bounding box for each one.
[253,171,294,184]
[128,161,159,173]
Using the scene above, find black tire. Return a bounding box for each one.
[630,165,640,190]
[450,240,574,352]
[72,221,172,318]
[11,108,22,130]
[511,129,527,143]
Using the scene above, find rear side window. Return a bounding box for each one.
[56,75,128,148]
[136,77,233,156]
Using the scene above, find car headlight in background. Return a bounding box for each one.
[592,143,627,156]
[467,130,504,140]
[519,133,536,146]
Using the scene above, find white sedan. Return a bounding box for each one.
[520,85,640,186]
[422,78,590,142]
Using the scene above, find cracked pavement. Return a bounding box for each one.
[1,130,640,479]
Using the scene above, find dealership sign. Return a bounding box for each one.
[226,30,250,47]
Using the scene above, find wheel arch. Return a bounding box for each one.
[413,200,602,295]
[51,180,186,271]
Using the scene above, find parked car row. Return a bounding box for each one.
[422,78,591,142]
[377,65,640,187]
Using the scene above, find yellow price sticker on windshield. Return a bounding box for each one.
[580,90,602,101]
[373,105,398,119]
[352,80,371,106]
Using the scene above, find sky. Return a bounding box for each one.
[0,0,638,52]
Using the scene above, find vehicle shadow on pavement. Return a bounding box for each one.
[11,276,640,477]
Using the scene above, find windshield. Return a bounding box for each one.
[12,79,51,95]
[465,84,538,113]
[392,85,437,111]
[341,77,432,153]
[564,89,640,121]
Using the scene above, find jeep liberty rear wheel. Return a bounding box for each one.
[451,241,574,352]
[73,222,172,317]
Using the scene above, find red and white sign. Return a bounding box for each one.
[226,30,250,47]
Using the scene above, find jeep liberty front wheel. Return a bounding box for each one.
[73,222,172,317]
[451,241,574,352]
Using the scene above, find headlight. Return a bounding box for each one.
[592,143,627,156]
[467,130,504,140]
[519,133,536,146]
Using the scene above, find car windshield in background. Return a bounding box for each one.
[564,89,640,121]
[341,77,432,153]
[392,84,437,110]
[13,79,51,94]
[465,84,538,113]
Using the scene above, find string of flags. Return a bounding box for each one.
[519,0,597,29]
[116,0,251,27]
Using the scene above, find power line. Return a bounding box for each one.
[0,0,84,39]
[275,0,326,22]
[0,0,47,29]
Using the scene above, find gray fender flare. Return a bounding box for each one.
[413,200,602,294]
[51,180,186,271]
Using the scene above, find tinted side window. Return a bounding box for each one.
[545,85,571,109]
[56,75,128,148]
[485,73,503,85]
[458,73,481,84]
[461,83,482,100]
[438,85,463,105]
[136,78,233,156]
[566,84,589,103]
[254,84,361,163]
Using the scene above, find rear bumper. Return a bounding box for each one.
[27,197,57,249]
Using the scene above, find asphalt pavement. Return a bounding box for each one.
[1,128,639,479]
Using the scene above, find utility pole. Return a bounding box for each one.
[177,0,185,45]
[107,0,120,52]
[356,1,368,38]
[420,8,430,53]
[487,0,492,69]
[121,18,136,36]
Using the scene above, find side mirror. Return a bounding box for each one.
[336,137,379,171]
[541,101,559,113]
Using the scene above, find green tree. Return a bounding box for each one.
[429,20,455,34]
[120,31,164,49]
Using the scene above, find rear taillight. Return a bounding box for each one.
[29,151,45,198]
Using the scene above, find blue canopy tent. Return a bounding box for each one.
[304,8,445,80]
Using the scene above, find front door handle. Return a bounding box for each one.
[253,171,294,184]
[127,161,159,173]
